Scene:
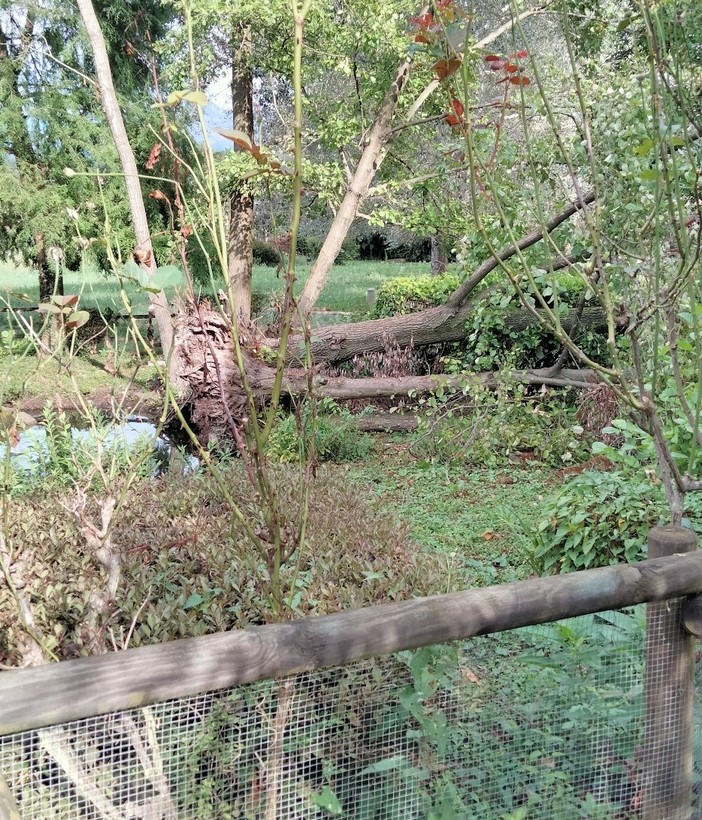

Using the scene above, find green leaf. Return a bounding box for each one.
[165,89,208,107]
[181,90,208,106]
[37,303,62,314]
[311,787,343,815]
[634,138,654,157]
[8,291,33,302]
[150,265,185,290]
[122,260,143,280]
[183,593,205,610]
[64,310,90,329]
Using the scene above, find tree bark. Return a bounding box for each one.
[76,0,175,370]
[286,304,608,367]
[430,234,448,276]
[227,24,254,322]
[297,59,412,317]
[257,367,594,401]
[36,233,63,303]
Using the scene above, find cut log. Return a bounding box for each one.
[349,413,419,432]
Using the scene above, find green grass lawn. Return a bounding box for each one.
[1,259,431,317]
[348,448,550,581]
[253,259,431,314]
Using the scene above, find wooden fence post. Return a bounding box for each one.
[642,525,698,820]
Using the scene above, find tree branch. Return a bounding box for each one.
[446,189,596,309]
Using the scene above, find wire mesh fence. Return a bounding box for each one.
[0,604,699,819]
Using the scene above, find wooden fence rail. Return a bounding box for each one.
[1,546,702,736]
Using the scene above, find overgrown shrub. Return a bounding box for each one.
[336,236,360,264]
[372,273,460,317]
[533,467,702,573]
[296,234,324,259]
[267,400,372,463]
[252,238,283,266]
[0,466,448,664]
[409,388,591,468]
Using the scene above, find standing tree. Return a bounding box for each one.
[75,0,175,362]
[227,22,255,321]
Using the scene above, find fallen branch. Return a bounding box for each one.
[256,367,595,402]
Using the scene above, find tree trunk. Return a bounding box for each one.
[297,59,412,317]
[285,304,608,367]
[76,0,175,372]
[36,233,63,303]
[174,302,598,438]
[430,234,448,276]
[227,24,254,322]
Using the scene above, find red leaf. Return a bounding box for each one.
[144,142,162,171]
[414,32,430,43]
[433,57,461,80]
[484,54,502,62]
[504,63,519,73]
[445,113,461,127]
[436,0,453,8]
[509,75,531,85]
[489,60,504,71]
[451,98,464,116]
[516,49,528,59]
[410,12,433,28]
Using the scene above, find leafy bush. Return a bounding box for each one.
[0,328,33,356]
[372,273,460,317]
[336,236,360,264]
[409,385,591,468]
[185,232,223,285]
[0,466,449,663]
[533,469,663,573]
[252,238,283,266]
[454,267,609,371]
[533,467,702,573]
[267,400,372,463]
[296,234,324,259]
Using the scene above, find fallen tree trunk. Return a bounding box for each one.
[349,413,419,432]
[286,304,608,366]
[174,305,595,438]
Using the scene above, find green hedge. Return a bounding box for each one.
[370,269,610,371]
[371,273,460,317]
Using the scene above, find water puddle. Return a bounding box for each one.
[1,415,199,479]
